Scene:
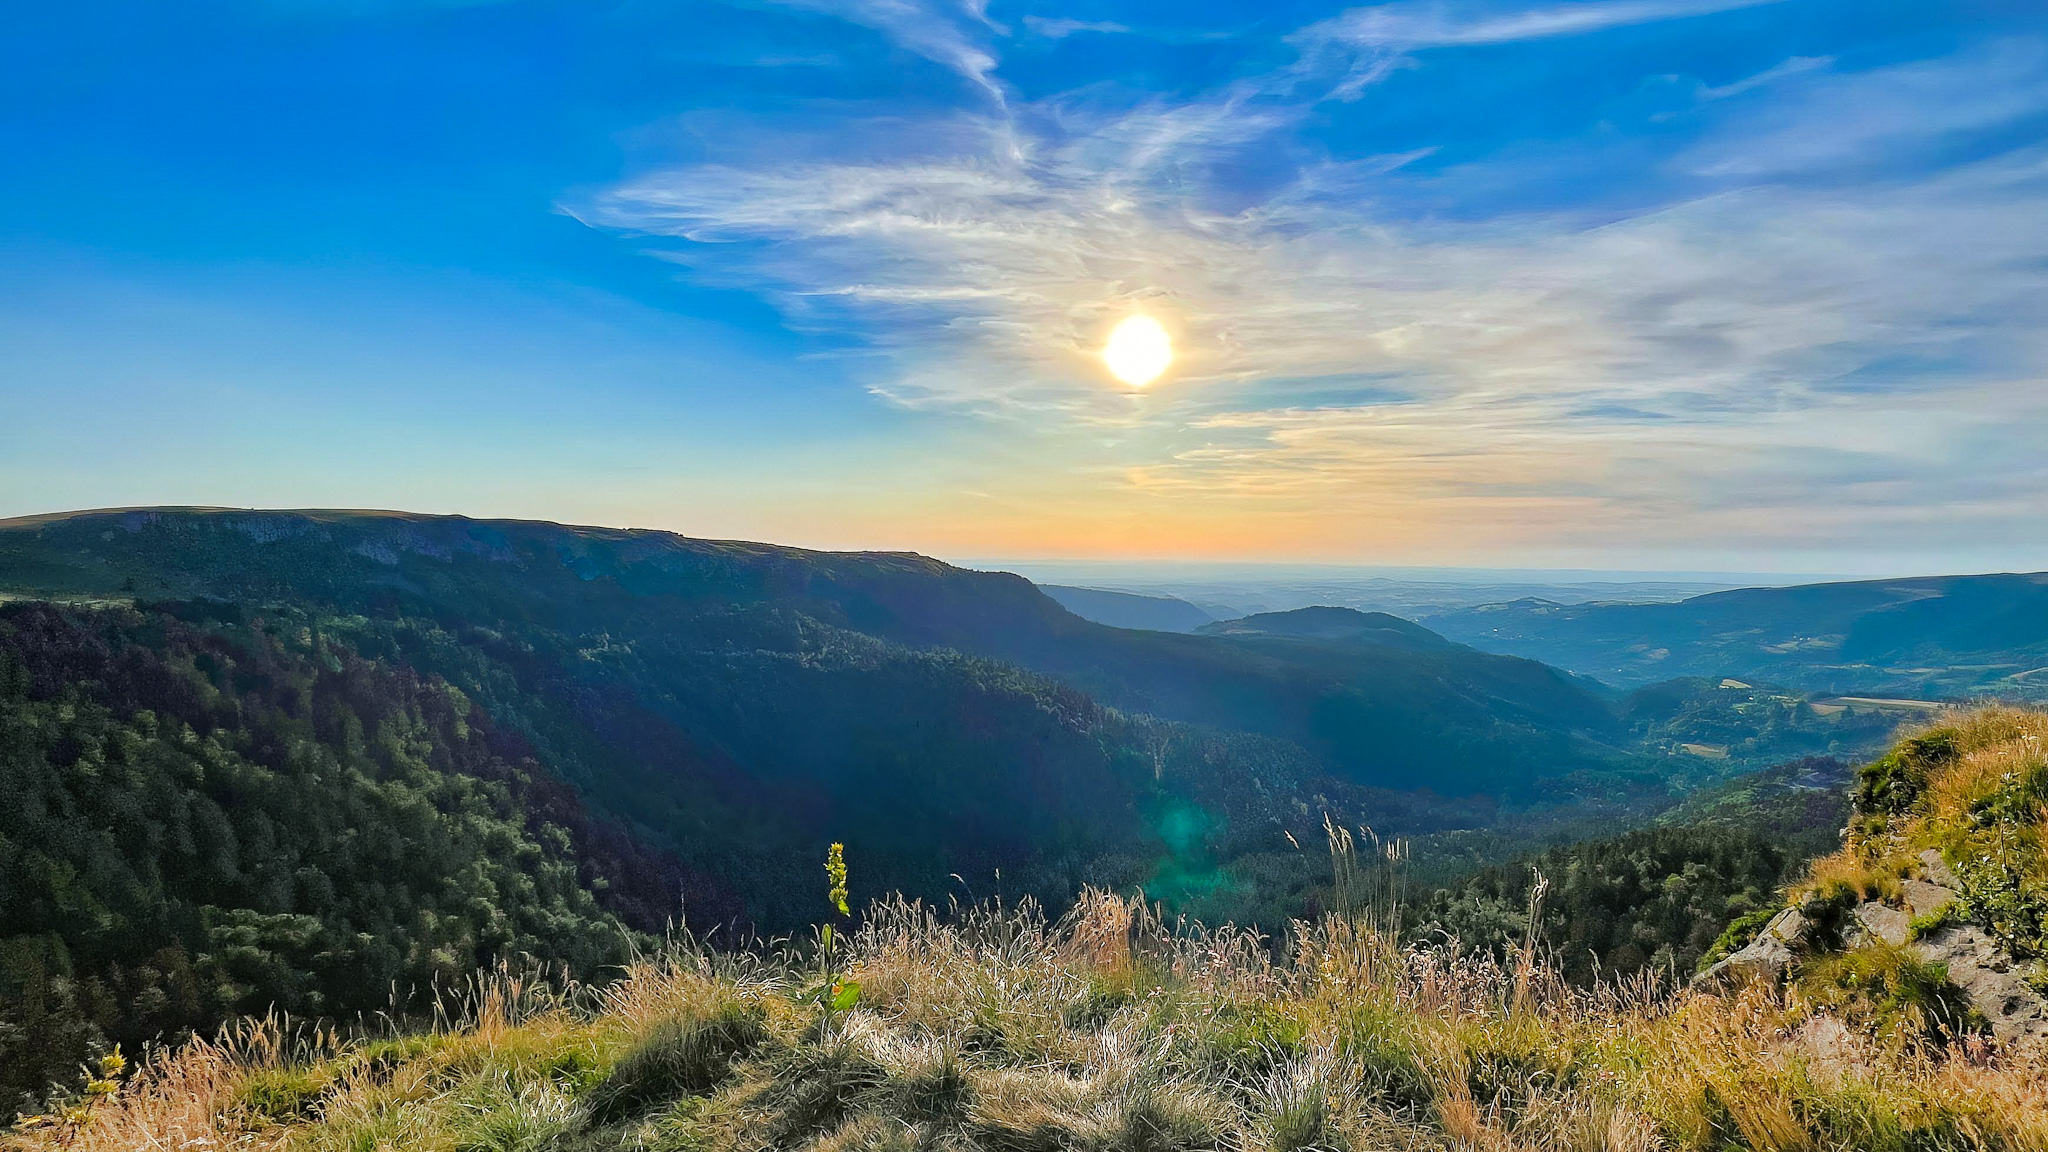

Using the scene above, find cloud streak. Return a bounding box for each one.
[583,16,2048,559]
[767,0,1008,100]
[1297,0,1786,50]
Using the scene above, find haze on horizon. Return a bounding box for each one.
[3,0,2045,576]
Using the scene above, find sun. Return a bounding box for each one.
[1102,314,1172,387]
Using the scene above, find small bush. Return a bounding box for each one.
[1907,905,1959,941]
[1854,731,1959,821]
[1698,906,1779,973]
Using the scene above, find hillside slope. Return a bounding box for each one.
[0,601,681,1116]
[0,509,1663,936]
[0,506,1638,786]
[1197,605,1457,650]
[1428,571,2048,698]
[1038,585,1214,633]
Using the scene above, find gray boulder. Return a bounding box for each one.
[1699,906,1810,985]
[1850,901,1912,947]
[1910,926,2048,1044]
[1900,877,1955,920]
[1917,848,1960,889]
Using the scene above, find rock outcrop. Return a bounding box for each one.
[1850,901,1911,947]
[1913,924,2048,1043]
[1699,850,2048,1044]
[1699,906,1811,984]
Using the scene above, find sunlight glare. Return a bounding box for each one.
[1103,314,1173,387]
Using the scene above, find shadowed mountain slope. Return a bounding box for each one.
[1039,584,1214,633]
[1200,606,1458,650]
[0,508,1631,796]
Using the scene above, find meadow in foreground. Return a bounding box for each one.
[11,895,2043,1152]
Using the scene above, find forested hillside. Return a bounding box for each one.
[0,509,1702,938]
[0,601,684,1116]
[1413,824,1814,985]
[0,508,1631,797]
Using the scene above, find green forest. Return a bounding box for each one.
[0,602,681,1115]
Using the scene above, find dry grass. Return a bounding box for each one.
[10,888,2044,1152]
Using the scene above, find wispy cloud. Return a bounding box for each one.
[1696,54,1829,100]
[1022,15,1130,39]
[768,0,1008,100]
[1291,0,1789,97]
[582,18,2048,557]
[1681,39,2048,179]
[1296,0,1785,50]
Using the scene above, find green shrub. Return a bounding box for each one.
[1698,906,1779,973]
[232,1066,331,1122]
[1854,731,1958,821]
[1907,905,1959,941]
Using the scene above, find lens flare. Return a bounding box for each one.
[1103,315,1172,387]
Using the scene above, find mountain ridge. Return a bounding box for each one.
[1429,569,2048,699]
[0,507,1633,795]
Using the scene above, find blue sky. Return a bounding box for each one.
[3,0,2045,572]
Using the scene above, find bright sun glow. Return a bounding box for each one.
[1102,314,1173,387]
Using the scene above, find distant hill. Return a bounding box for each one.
[0,508,1644,927]
[1199,605,1456,650]
[1039,584,1214,633]
[1427,571,2048,699]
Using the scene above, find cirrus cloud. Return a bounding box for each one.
[580,7,2048,559]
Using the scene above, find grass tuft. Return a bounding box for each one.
[582,1000,771,1124]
